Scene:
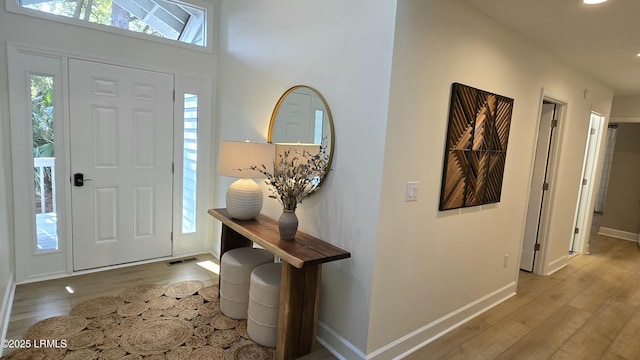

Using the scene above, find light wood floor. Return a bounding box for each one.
[6,218,640,360]
[4,254,335,359]
[408,219,640,360]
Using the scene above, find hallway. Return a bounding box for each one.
[408,219,640,359]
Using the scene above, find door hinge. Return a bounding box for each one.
[575,227,580,234]
[582,178,588,186]
[172,163,174,173]
[534,243,541,251]
[172,90,175,101]
[551,119,558,128]
[171,232,173,242]
[542,182,549,191]
[590,128,596,135]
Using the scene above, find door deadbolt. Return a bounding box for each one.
[73,173,93,187]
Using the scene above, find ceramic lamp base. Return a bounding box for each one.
[226,178,263,220]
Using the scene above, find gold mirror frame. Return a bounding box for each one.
[267,85,335,193]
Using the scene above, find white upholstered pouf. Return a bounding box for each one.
[220,247,274,319]
[247,262,282,348]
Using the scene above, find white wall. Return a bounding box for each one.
[367,0,613,357]
[216,0,397,355]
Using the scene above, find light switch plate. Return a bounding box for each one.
[406,181,419,202]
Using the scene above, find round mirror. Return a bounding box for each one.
[268,85,335,192]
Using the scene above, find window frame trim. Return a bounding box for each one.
[173,75,213,253]
[181,92,199,234]
[5,0,214,54]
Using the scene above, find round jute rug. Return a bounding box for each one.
[164,280,204,298]
[120,317,193,355]
[121,284,165,303]
[1,282,275,360]
[24,315,88,341]
[70,296,124,319]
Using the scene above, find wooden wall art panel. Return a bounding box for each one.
[439,83,514,211]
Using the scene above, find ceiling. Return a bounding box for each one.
[460,0,640,95]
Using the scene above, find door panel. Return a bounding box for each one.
[96,187,118,242]
[272,90,314,143]
[134,186,154,237]
[133,111,157,167]
[571,113,604,254]
[93,106,119,167]
[70,59,174,271]
[520,103,555,272]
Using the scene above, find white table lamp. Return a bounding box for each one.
[218,140,275,220]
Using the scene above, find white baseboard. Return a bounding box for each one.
[0,272,16,357]
[17,252,214,285]
[598,227,639,242]
[366,282,516,360]
[545,256,568,276]
[317,282,517,360]
[317,322,367,360]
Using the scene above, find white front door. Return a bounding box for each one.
[272,89,314,143]
[69,59,174,271]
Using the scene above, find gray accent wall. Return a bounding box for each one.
[601,123,640,233]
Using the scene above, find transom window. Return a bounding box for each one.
[12,0,207,48]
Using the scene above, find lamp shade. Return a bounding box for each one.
[218,140,275,220]
[218,141,275,178]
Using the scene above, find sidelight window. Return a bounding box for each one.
[31,74,58,251]
[182,94,198,234]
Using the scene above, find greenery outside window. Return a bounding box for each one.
[31,74,59,252]
[11,0,208,48]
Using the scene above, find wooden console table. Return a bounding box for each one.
[208,208,351,359]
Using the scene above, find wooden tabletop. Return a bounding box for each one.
[208,208,350,268]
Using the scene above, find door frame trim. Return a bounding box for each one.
[519,90,568,275]
[8,42,213,283]
[8,44,70,282]
[534,94,567,275]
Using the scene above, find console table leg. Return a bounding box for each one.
[276,262,322,360]
[220,225,252,259]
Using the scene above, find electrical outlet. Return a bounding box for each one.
[406,181,419,202]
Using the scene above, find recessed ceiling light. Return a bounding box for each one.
[582,0,607,4]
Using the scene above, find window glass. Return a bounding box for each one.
[18,0,206,47]
[314,109,324,144]
[31,74,59,251]
[182,93,198,233]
